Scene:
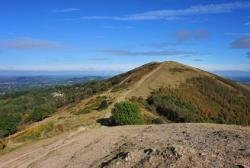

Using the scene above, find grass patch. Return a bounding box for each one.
[15,122,54,142]
[74,96,109,115]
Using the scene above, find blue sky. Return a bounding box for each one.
[0,0,250,74]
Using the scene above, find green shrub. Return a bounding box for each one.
[111,102,144,125]
[0,114,20,138]
[29,105,54,122]
[98,100,109,110]
[30,108,44,122]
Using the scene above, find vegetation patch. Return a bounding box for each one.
[111,102,144,125]
[0,113,20,138]
[98,100,109,111]
[15,122,54,142]
[111,84,128,92]
[147,87,200,123]
[0,80,112,137]
[169,67,190,73]
[75,96,109,115]
[131,75,250,125]
[185,76,250,125]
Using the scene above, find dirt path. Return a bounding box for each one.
[0,127,88,168]
[0,123,249,168]
[117,63,163,102]
[99,63,162,116]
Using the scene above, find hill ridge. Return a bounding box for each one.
[0,60,249,160]
[117,62,164,102]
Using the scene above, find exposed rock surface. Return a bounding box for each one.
[0,123,249,168]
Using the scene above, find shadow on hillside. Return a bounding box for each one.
[97,118,114,127]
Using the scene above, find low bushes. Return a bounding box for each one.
[98,100,109,110]
[111,102,144,125]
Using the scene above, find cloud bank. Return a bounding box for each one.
[231,35,250,48]
[143,42,169,49]
[174,29,209,43]
[79,2,250,21]
[0,38,62,50]
[97,49,194,57]
[193,63,250,71]
[0,64,139,72]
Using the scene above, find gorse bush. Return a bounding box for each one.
[111,102,144,125]
[98,100,109,110]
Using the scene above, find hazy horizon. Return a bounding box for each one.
[1,69,250,78]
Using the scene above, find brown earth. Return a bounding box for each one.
[0,123,249,168]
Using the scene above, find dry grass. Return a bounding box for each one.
[127,61,208,98]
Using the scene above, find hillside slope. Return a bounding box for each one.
[0,61,249,159]
[109,61,250,125]
[110,61,249,98]
[0,124,249,168]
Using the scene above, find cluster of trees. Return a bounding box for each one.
[0,80,112,138]
[185,77,250,125]
[0,113,21,138]
[147,87,200,123]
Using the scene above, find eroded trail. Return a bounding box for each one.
[0,124,249,168]
[117,63,163,102]
[0,127,88,168]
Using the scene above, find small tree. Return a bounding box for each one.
[30,105,54,122]
[30,108,44,121]
[111,102,144,125]
[0,114,19,138]
[98,100,109,110]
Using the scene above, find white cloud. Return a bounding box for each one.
[0,38,62,50]
[78,2,250,21]
[53,8,80,13]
